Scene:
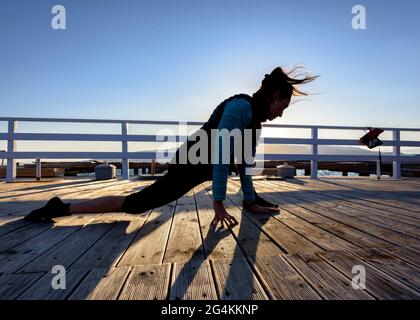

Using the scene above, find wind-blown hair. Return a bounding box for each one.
[251,66,318,122]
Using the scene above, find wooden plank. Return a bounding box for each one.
[284,253,374,300]
[0,272,45,300]
[318,250,420,299]
[0,218,32,237]
[0,215,98,273]
[117,202,175,266]
[203,181,284,259]
[254,180,391,249]
[170,260,218,300]
[19,213,125,272]
[211,257,268,300]
[267,180,420,239]
[71,213,150,269]
[380,245,420,267]
[306,179,420,224]
[119,264,171,300]
[67,268,106,300]
[229,180,359,252]
[254,255,321,300]
[351,248,420,293]
[163,190,204,264]
[263,180,420,247]
[17,268,90,300]
[68,267,131,300]
[323,177,420,201]
[193,184,244,260]
[224,182,322,255]
[305,178,420,216]
[0,222,54,252]
[0,178,131,219]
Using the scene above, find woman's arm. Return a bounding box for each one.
[212,98,254,201]
[210,99,279,227]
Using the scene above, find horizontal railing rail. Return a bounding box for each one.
[1,116,419,182]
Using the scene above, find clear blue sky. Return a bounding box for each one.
[1,0,420,129]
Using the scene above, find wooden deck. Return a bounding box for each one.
[0,176,419,300]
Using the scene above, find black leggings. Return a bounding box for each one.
[121,164,213,214]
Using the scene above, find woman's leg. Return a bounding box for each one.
[69,196,126,214]
[24,165,211,221]
[122,165,212,214]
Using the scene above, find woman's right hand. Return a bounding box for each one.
[212,201,238,228]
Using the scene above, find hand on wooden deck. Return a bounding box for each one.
[211,201,239,229]
[243,200,280,214]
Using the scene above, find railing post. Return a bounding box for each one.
[6,120,17,183]
[392,129,401,179]
[311,127,318,179]
[121,121,130,180]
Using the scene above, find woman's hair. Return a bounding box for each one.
[251,66,318,121]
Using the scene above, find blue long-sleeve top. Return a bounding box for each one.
[212,97,256,201]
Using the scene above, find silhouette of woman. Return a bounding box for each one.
[25,66,317,228]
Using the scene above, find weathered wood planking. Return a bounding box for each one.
[0,218,32,237]
[0,272,45,300]
[193,185,244,261]
[119,264,171,300]
[0,221,56,252]
[380,245,420,267]
[253,180,391,249]
[304,178,420,214]
[298,179,420,225]
[253,255,321,300]
[264,180,420,239]
[260,180,420,247]
[203,181,283,259]
[211,257,268,300]
[230,180,360,252]
[71,213,150,269]
[0,178,134,219]
[351,248,420,293]
[328,177,420,196]
[163,190,204,264]
[317,250,420,299]
[284,253,374,300]
[1,176,419,300]
[170,260,218,300]
[17,269,90,300]
[225,182,323,254]
[117,204,175,267]
[0,215,99,273]
[19,213,125,273]
[68,267,131,300]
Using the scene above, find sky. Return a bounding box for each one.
[0,0,420,154]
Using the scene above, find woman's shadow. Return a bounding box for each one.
[170,184,274,300]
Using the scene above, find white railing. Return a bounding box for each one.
[1,116,420,182]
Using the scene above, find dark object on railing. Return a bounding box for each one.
[359,128,384,149]
[94,163,116,180]
[276,163,296,178]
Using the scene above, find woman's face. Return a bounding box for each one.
[267,92,291,121]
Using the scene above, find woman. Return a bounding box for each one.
[25,66,317,228]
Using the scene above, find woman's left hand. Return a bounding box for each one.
[243,200,279,214]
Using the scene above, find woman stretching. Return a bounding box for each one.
[25,66,316,228]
